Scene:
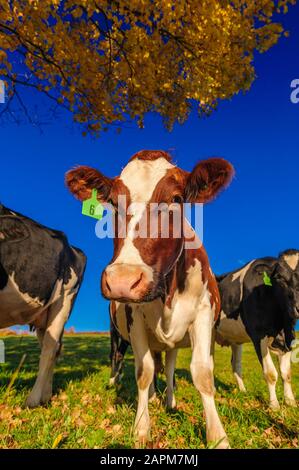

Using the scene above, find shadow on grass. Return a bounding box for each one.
[0,335,113,394]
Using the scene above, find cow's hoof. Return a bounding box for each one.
[134,430,151,449]
[135,436,148,449]
[149,392,158,403]
[109,377,117,387]
[25,394,42,408]
[269,401,280,411]
[166,396,177,410]
[217,437,230,449]
[285,398,297,407]
[134,425,150,448]
[208,435,230,449]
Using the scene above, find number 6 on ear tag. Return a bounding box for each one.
[82,189,103,220]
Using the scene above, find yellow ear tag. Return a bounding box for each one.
[82,189,103,220]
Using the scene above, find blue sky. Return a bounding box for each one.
[0,6,298,331]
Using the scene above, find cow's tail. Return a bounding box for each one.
[153,352,164,375]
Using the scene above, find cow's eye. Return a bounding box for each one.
[172,195,183,204]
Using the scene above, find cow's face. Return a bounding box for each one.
[66,150,234,303]
[274,250,299,319]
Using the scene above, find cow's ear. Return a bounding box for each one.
[65,166,112,201]
[184,158,235,203]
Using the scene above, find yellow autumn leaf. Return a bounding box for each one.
[51,434,63,449]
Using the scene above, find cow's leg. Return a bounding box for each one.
[279,351,296,407]
[36,328,45,349]
[149,352,163,401]
[109,320,129,386]
[190,313,229,449]
[210,329,216,393]
[165,349,177,409]
[25,287,75,408]
[109,320,119,386]
[148,379,156,401]
[231,344,246,392]
[258,338,279,410]
[130,317,154,443]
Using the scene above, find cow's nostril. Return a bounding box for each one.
[106,281,111,292]
[130,273,143,291]
[105,275,112,292]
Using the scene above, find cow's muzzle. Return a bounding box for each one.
[101,263,153,302]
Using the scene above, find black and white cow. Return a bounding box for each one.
[109,318,129,386]
[0,204,86,407]
[215,249,299,409]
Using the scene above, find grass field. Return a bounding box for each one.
[0,334,298,449]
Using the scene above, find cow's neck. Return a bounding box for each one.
[155,240,214,347]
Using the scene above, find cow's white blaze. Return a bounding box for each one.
[112,157,174,269]
[120,157,174,203]
[283,253,299,270]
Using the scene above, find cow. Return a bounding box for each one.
[215,249,299,410]
[66,149,234,448]
[0,203,86,407]
[109,320,166,400]
[109,317,129,386]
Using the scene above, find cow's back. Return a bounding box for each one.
[0,206,86,327]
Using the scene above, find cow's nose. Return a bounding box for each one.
[101,264,151,301]
[104,271,143,295]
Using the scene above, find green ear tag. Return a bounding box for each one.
[263,271,272,287]
[82,189,103,220]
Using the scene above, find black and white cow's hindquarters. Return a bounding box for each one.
[216,252,298,411]
[25,273,83,408]
[0,204,86,409]
[217,338,297,411]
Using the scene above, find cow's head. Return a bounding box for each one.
[66,150,234,303]
[273,249,299,319]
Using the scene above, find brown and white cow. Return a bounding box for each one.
[66,150,234,448]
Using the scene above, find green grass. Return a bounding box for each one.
[0,334,298,449]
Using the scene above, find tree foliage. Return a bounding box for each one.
[0,0,296,134]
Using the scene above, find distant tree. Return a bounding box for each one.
[0,0,296,134]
